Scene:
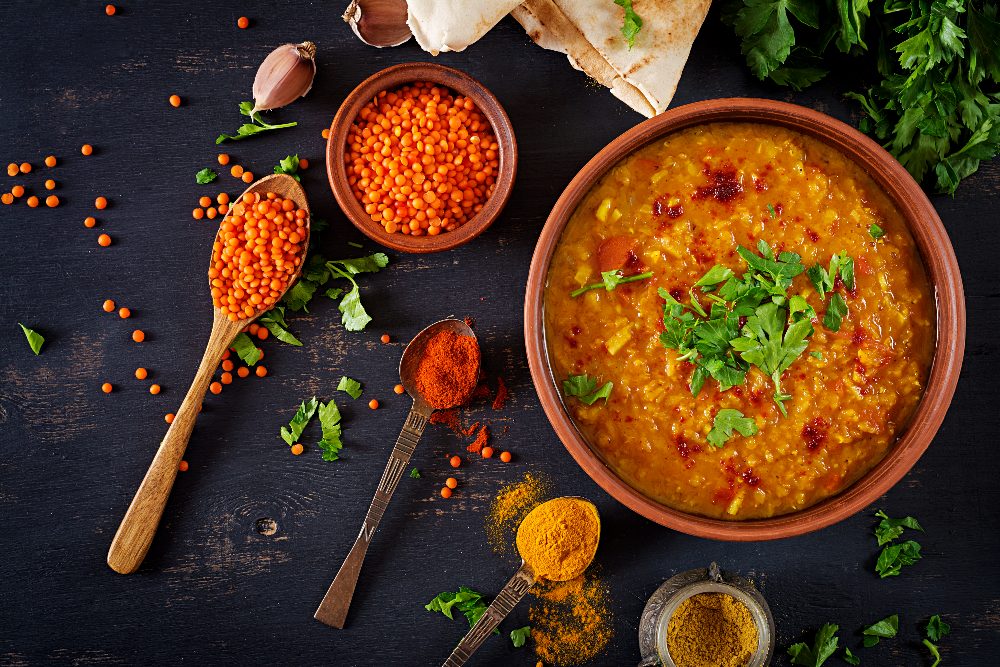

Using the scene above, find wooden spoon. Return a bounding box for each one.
[106,174,310,575]
[314,318,479,629]
[441,497,600,667]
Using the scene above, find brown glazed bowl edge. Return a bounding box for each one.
[523,98,966,541]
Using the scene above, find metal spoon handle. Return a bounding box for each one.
[314,404,430,629]
[442,562,536,667]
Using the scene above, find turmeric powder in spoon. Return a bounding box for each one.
[516,496,601,582]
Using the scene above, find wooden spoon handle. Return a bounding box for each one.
[106,315,240,574]
[314,405,430,629]
[442,562,536,667]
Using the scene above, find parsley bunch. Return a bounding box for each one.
[723,0,1000,194]
[660,241,848,415]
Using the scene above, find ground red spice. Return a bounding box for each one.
[414,330,480,409]
[492,376,508,410]
[467,425,489,453]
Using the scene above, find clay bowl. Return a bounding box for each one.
[327,62,517,254]
[524,98,966,541]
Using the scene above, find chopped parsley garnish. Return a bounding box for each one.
[18,323,44,355]
[510,626,531,648]
[317,399,344,461]
[230,332,262,365]
[767,203,777,218]
[571,269,653,297]
[807,251,854,301]
[281,252,390,331]
[280,397,318,446]
[337,376,363,399]
[823,293,849,332]
[874,509,924,546]
[563,373,613,405]
[216,101,297,144]
[409,467,421,479]
[843,647,860,666]
[425,587,497,634]
[926,615,951,643]
[869,224,884,239]
[614,0,643,49]
[862,614,898,647]
[195,168,218,184]
[788,623,840,667]
[259,306,302,346]
[273,154,301,182]
[810,351,824,360]
[707,408,758,447]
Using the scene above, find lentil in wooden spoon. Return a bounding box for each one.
[107,173,310,574]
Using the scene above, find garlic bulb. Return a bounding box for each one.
[251,42,317,115]
[343,0,411,48]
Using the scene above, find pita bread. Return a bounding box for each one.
[512,0,711,117]
[407,0,523,55]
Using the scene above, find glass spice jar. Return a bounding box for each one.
[637,562,775,667]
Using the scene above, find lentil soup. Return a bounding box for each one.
[544,122,935,520]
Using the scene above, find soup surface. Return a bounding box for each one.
[544,122,935,520]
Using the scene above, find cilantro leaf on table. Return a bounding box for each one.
[861,614,898,647]
[231,332,261,365]
[926,615,951,643]
[216,101,297,144]
[563,374,613,405]
[337,376,363,399]
[280,397,318,446]
[273,154,301,182]
[571,269,653,297]
[259,306,302,346]
[707,408,758,447]
[283,280,319,313]
[425,587,499,635]
[510,626,531,648]
[325,254,390,331]
[409,467,421,479]
[195,168,218,184]
[874,509,924,546]
[18,323,44,355]
[876,539,922,578]
[823,293,849,332]
[923,638,943,667]
[843,647,860,666]
[317,399,344,461]
[788,622,840,667]
[725,0,821,83]
[614,0,643,49]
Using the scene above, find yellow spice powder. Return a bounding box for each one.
[666,593,758,667]
[485,472,550,553]
[528,573,613,666]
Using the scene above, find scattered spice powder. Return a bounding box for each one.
[665,593,758,667]
[529,574,613,666]
[413,329,480,409]
[466,424,489,453]
[485,472,550,554]
[492,375,509,410]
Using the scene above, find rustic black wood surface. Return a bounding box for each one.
[2,3,998,666]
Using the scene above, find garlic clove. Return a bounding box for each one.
[343,0,411,48]
[251,41,317,115]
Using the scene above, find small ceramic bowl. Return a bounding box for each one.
[524,98,966,541]
[326,62,517,254]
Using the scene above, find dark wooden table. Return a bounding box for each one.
[2,3,998,665]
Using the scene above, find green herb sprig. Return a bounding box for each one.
[196,168,218,184]
[614,0,643,48]
[873,509,925,578]
[216,101,297,144]
[788,622,840,667]
[571,269,653,297]
[273,154,301,182]
[18,323,44,355]
[563,373,613,405]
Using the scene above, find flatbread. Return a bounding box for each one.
[407,0,523,55]
[512,0,712,117]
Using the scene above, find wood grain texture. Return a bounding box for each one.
[0,2,998,666]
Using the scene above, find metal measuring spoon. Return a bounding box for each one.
[314,318,479,629]
[441,496,601,667]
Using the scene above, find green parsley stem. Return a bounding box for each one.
[571,271,653,298]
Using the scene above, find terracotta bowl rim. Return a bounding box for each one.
[523,97,966,541]
[326,62,517,254]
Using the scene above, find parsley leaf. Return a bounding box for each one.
[926,615,951,643]
[876,540,922,578]
[325,254,390,331]
[563,373,613,405]
[273,154,301,182]
[259,306,302,346]
[230,332,261,365]
[707,408,758,447]
[843,647,860,666]
[767,202,777,218]
[283,280,319,313]
[695,264,734,287]
[425,587,499,635]
[280,397,318,446]
[874,509,924,546]
[216,101,297,144]
[571,269,653,297]
[614,0,643,49]
[337,376,363,399]
[18,323,44,355]
[861,614,898,647]
[869,224,884,239]
[923,638,942,667]
[510,626,531,648]
[195,168,218,184]
[823,293,849,332]
[409,467,421,479]
[317,399,344,461]
[788,623,840,667]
